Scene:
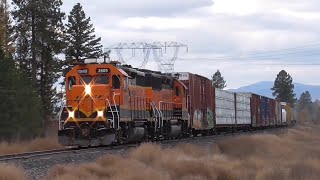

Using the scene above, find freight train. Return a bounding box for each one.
[58,61,294,147]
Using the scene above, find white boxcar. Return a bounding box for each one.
[236,93,251,125]
[215,89,236,126]
[281,102,287,124]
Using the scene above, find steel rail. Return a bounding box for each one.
[0,149,73,161]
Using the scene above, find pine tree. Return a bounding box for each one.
[0,49,42,141]
[12,0,65,124]
[298,91,313,112]
[212,69,227,89]
[64,3,102,61]
[316,105,320,121]
[271,70,296,105]
[0,0,14,56]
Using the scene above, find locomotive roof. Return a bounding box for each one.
[120,65,174,80]
[71,62,179,83]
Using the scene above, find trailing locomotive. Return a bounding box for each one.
[58,61,294,147]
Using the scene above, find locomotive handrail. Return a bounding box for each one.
[58,105,65,130]
[150,102,157,131]
[150,101,161,129]
[113,93,120,130]
[106,98,115,129]
[57,98,67,130]
[158,101,165,127]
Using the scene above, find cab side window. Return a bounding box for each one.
[124,77,128,91]
[112,75,120,89]
[175,86,180,96]
[68,76,76,90]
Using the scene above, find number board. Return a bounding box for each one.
[78,69,88,74]
[96,68,110,74]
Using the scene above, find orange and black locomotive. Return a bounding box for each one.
[58,61,189,146]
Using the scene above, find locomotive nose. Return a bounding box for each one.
[67,84,111,118]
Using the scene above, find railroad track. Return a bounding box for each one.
[0,149,71,161]
[0,127,288,162]
[0,143,138,162]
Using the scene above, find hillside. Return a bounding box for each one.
[229,81,320,101]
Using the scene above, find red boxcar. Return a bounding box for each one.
[251,93,262,127]
[175,72,215,130]
[275,101,282,125]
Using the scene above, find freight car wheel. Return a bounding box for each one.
[201,130,208,136]
[192,129,199,137]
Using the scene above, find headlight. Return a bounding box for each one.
[68,110,75,119]
[85,84,91,95]
[97,110,104,118]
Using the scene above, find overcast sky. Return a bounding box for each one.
[62,0,320,89]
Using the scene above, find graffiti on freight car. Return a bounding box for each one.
[193,110,202,129]
[207,108,214,128]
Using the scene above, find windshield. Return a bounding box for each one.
[96,75,109,84]
[80,76,94,84]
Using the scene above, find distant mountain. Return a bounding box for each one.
[229,81,320,101]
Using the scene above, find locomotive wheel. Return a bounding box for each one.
[143,127,150,142]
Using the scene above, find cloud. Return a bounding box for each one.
[61,0,320,88]
[62,0,213,17]
[118,17,201,30]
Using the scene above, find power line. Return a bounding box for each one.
[177,60,320,66]
[231,63,320,66]
[176,59,320,66]
[177,51,320,63]
[178,51,320,61]
[104,42,320,70]
[243,43,320,55]
[178,42,320,61]
[237,50,320,59]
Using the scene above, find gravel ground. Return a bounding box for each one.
[3,128,288,180]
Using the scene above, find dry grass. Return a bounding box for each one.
[46,124,320,180]
[0,121,317,179]
[0,138,63,155]
[0,164,27,180]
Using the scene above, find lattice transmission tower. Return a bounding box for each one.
[104,42,188,73]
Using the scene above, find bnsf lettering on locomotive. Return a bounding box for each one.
[96,68,110,73]
[78,69,88,74]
